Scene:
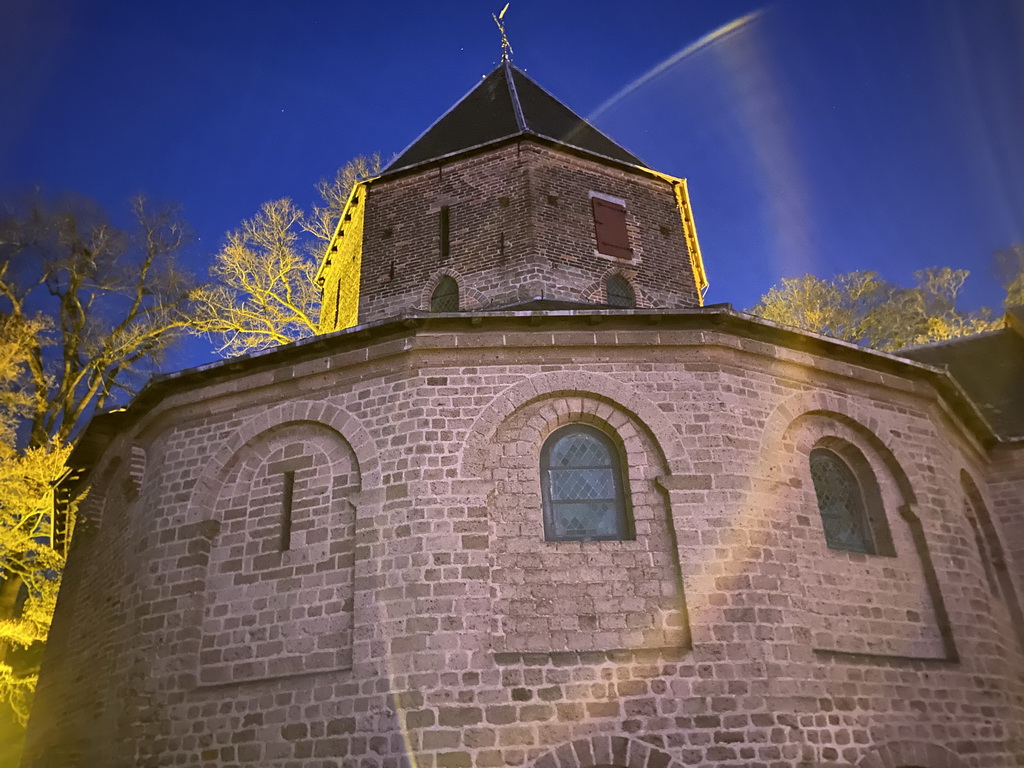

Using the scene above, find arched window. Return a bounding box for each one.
[606,275,635,307]
[809,447,876,554]
[430,276,459,312]
[540,425,631,541]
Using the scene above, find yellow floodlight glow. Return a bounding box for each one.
[316,178,373,333]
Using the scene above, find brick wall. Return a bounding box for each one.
[356,145,536,323]
[776,411,948,659]
[336,142,701,330]
[22,317,1024,767]
[524,145,701,310]
[318,180,367,333]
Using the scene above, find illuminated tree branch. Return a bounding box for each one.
[0,191,195,729]
[749,268,1003,350]
[188,154,381,356]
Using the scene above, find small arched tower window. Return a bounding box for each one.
[809,446,879,554]
[430,276,459,312]
[541,425,631,541]
[606,275,635,308]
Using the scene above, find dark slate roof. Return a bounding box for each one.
[384,61,644,174]
[900,314,1024,440]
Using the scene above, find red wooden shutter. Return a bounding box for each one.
[591,198,631,258]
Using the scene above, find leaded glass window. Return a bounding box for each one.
[430,276,459,312]
[809,447,873,554]
[541,425,630,541]
[607,275,635,308]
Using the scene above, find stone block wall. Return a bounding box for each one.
[24,451,140,766]
[22,316,1024,768]
[979,445,1024,653]
[486,394,687,654]
[198,421,358,685]
[772,411,949,660]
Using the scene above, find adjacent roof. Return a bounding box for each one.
[384,60,644,174]
[899,308,1024,441]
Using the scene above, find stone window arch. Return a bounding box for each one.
[809,439,894,556]
[482,391,689,654]
[197,421,360,685]
[962,469,1024,648]
[606,274,635,307]
[430,275,459,312]
[540,424,632,541]
[771,405,950,659]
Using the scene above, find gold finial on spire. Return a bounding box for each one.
[493,3,513,62]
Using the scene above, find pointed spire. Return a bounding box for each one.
[382,62,644,175]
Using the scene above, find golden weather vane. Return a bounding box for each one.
[493,3,513,62]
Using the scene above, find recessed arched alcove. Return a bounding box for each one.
[484,390,690,654]
[531,735,684,768]
[180,400,380,688]
[759,391,957,662]
[855,740,970,768]
[196,419,360,685]
[960,469,1024,650]
[457,371,694,658]
[419,268,485,312]
[459,370,689,480]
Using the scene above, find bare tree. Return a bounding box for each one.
[188,154,381,355]
[0,193,195,447]
[995,243,1024,308]
[188,198,320,355]
[749,268,1001,350]
[303,153,382,244]
[0,191,194,732]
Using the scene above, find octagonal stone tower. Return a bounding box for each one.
[316,60,708,332]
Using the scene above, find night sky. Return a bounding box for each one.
[4,0,1024,370]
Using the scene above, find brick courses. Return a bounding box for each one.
[322,141,701,332]
[22,314,1024,767]
[21,67,1024,767]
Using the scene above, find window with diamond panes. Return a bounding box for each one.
[809,447,875,554]
[541,425,631,541]
[430,276,459,312]
[606,275,635,307]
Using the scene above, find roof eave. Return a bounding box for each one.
[378,132,668,183]
[69,307,1014,476]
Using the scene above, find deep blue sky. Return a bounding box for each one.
[4,0,1023,368]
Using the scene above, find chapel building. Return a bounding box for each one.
[20,59,1024,768]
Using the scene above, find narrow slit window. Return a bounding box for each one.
[281,470,295,551]
[592,197,630,259]
[439,205,450,259]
